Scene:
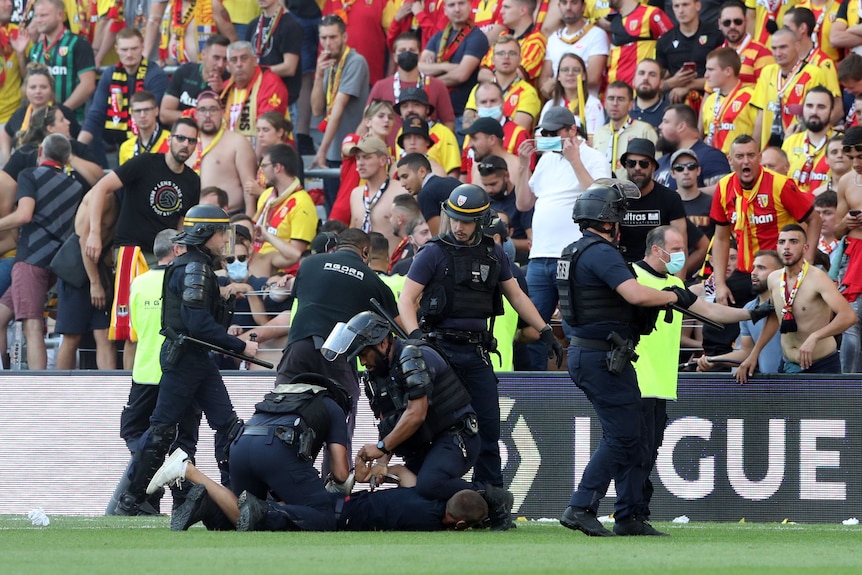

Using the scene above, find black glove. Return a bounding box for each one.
[749,301,775,323]
[539,325,563,369]
[407,329,424,340]
[663,286,697,309]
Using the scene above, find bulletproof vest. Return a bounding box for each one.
[162,249,232,333]
[366,340,472,456]
[254,384,336,460]
[557,235,638,327]
[418,236,504,327]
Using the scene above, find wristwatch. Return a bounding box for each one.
[377,440,391,455]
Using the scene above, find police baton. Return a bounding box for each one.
[370,298,408,339]
[667,302,724,330]
[177,332,274,369]
[679,358,743,369]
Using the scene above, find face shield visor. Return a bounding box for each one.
[321,322,362,362]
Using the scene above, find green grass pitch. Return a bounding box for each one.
[2,516,861,575]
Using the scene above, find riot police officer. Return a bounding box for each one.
[556,179,695,537]
[114,205,259,515]
[322,311,515,530]
[152,372,353,532]
[398,185,563,492]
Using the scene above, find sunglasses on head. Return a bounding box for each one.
[224,255,248,264]
[672,162,699,172]
[844,144,862,154]
[721,18,744,26]
[477,162,502,176]
[624,158,652,169]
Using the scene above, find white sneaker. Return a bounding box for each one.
[146,449,189,494]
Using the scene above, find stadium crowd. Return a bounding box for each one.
[4,0,862,536]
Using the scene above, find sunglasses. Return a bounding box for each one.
[844,144,862,154]
[624,159,652,169]
[173,134,198,145]
[477,162,502,176]
[721,18,744,26]
[672,162,699,172]
[224,255,248,264]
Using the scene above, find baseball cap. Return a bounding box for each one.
[347,135,389,156]
[395,87,435,115]
[461,117,504,139]
[310,231,339,254]
[539,107,576,131]
[670,148,699,165]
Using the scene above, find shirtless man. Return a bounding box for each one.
[738,225,855,381]
[834,126,862,372]
[189,91,257,215]
[348,136,404,255]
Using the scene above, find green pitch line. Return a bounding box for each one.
[1,517,860,575]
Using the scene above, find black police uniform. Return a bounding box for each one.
[227,385,351,532]
[408,235,508,488]
[366,338,480,501]
[117,246,246,513]
[557,230,654,522]
[334,488,450,531]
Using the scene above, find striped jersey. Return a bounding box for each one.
[751,62,829,146]
[608,4,673,86]
[701,83,757,154]
[781,130,832,193]
[465,77,542,122]
[29,29,95,120]
[744,0,798,47]
[721,37,775,86]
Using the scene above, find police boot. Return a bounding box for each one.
[481,485,514,531]
[236,491,267,532]
[105,459,134,515]
[113,492,141,516]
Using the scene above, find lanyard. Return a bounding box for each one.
[607,116,632,167]
[362,178,389,232]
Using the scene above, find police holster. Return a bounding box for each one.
[160,326,186,366]
[605,331,638,376]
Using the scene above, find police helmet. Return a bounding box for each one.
[321,311,392,362]
[443,184,491,224]
[572,178,641,225]
[173,204,231,246]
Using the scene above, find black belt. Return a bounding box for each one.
[334,496,346,522]
[569,336,613,351]
[428,330,487,344]
[241,425,297,445]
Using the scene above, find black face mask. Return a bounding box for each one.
[397,51,419,72]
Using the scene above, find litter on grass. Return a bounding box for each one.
[27,509,49,526]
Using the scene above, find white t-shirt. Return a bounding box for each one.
[538,96,605,138]
[544,25,610,78]
[527,143,611,258]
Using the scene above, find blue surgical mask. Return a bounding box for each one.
[503,238,516,262]
[477,105,503,119]
[536,136,563,152]
[227,260,248,282]
[662,249,686,275]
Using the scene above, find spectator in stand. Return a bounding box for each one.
[145,0,217,67]
[24,0,96,123]
[119,91,171,165]
[539,52,604,146]
[284,1,322,156]
[781,86,836,194]
[717,0,773,86]
[606,0,673,87]
[0,0,23,138]
[462,117,520,184]
[159,35,231,127]
[467,35,541,132]
[478,154,533,265]
[310,14,370,214]
[540,0,608,98]
[390,216,433,276]
[1,65,79,165]
[460,82,529,178]
[323,0,393,85]
[671,148,715,240]
[368,31,457,150]
[699,48,757,155]
[0,134,83,370]
[478,0,547,85]
[329,100,398,226]
[631,59,670,129]
[221,41,290,143]
[831,0,862,58]
[399,115,447,177]
[814,135,850,195]
[420,0,489,130]
[246,0,303,125]
[592,81,657,179]
[395,152,461,235]
[654,104,731,192]
[761,146,791,174]
[394,87,461,177]
[814,191,839,259]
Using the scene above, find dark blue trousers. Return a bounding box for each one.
[405,430,481,500]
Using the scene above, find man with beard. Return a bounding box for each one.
[160,35,231,126]
[716,0,773,86]
[654,104,730,192]
[540,0,609,98]
[348,136,405,256]
[592,81,657,179]
[616,138,688,264]
[85,118,202,369]
[463,117,520,183]
[478,154,533,264]
[737,225,854,380]
[189,91,257,215]
[388,194,423,270]
[631,59,669,128]
[395,152,461,235]
[709,134,821,306]
[697,250,784,373]
[781,87,835,194]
